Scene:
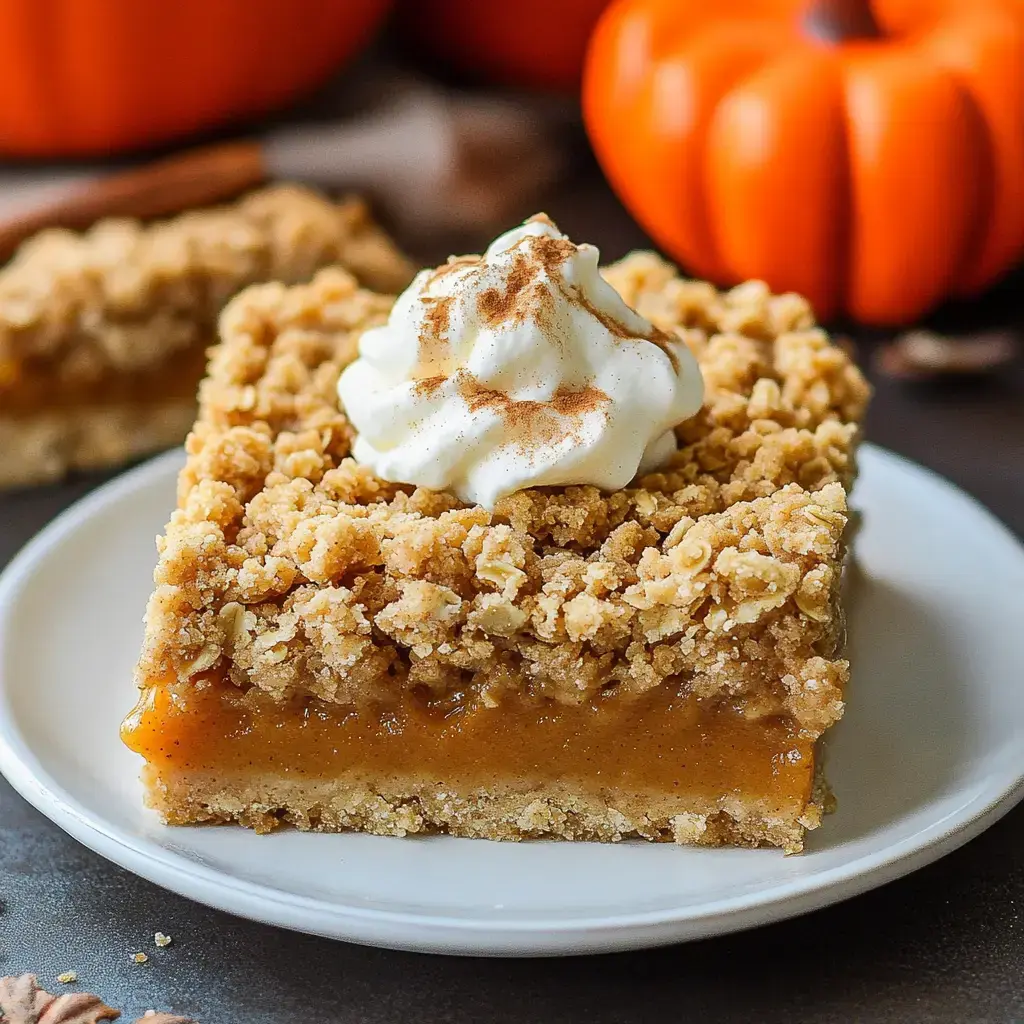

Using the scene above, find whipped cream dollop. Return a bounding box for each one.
[337,215,704,509]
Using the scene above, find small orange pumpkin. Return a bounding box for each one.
[399,0,612,92]
[583,0,1024,324]
[0,0,392,157]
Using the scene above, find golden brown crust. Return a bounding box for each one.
[0,185,412,382]
[0,400,197,490]
[136,258,869,743]
[142,762,831,853]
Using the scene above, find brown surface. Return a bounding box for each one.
[1,172,1023,1023]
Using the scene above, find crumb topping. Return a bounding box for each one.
[0,185,413,397]
[137,258,870,740]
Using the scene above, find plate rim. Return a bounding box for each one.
[1,445,1023,955]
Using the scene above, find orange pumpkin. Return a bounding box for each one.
[583,0,1024,324]
[399,0,612,92]
[0,0,392,157]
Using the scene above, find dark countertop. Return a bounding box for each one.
[1,177,1023,1024]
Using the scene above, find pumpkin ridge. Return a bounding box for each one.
[683,27,793,281]
[932,67,997,289]
[841,49,990,322]
[709,46,850,319]
[917,10,1024,293]
[654,22,798,281]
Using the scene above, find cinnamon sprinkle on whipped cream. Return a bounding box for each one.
[336,215,704,508]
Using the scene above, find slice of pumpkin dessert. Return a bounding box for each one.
[0,185,412,489]
[123,215,869,852]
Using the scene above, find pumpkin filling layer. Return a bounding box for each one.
[0,341,207,417]
[121,681,816,817]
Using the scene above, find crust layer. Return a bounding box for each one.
[142,765,832,853]
[0,399,197,489]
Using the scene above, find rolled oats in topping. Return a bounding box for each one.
[136,258,869,740]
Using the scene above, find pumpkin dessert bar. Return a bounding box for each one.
[0,185,412,489]
[124,257,869,853]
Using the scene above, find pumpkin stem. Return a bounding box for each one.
[803,0,881,44]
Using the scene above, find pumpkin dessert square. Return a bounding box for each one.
[0,185,412,490]
[123,217,869,853]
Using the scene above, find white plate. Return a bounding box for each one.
[1,445,1023,956]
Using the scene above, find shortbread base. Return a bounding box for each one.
[140,765,833,853]
[0,398,196,489]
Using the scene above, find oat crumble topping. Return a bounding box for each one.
[136,257,869,742]
[0,185,412,392]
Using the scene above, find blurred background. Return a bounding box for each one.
[0,0,1021,513]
